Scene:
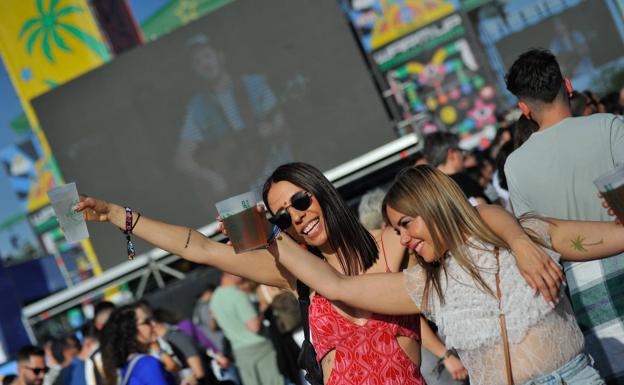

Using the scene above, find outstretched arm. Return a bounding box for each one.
[547,219,624,261]
[270,234,420,315]
[75,197,295,289]
[477,204,563,304]
[76,197,418,314]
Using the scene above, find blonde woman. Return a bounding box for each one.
[263,165,624,385]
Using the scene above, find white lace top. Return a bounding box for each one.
[403,219,584,385]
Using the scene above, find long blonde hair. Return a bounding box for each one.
[382,165,544,309]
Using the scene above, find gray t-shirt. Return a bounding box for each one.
[504,113,624,379]
[505,113,624,221]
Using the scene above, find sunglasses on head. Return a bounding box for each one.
[269,191,312,230]
[24,366,49,375]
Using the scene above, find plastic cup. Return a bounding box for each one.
[47,182,90,243]
[216,192,271,253]
[594,164,624,223]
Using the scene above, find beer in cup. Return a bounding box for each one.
[216,191,271,253]
[594,164,624,224]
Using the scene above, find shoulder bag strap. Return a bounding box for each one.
[296,280,312,342]
[120,354,146,385]
[495,247,514,385]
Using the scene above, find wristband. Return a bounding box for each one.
[267,225,282,245]
[434,348,459,377]
[123,207,136,260]
[443,348,458,360]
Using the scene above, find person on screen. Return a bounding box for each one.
[76,162,566,384]
[174,34,293,205]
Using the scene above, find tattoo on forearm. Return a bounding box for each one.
[570,235,603,252]
[184,228,192,249]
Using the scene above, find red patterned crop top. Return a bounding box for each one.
[309,294,424,385]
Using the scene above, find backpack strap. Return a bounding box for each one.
[119,354,146,385]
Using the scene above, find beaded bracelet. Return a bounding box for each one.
[267,225,282,245]
[123,207,137,260]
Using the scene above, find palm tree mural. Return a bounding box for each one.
[18,0,109,63]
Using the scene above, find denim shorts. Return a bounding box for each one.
[521,353,604,385]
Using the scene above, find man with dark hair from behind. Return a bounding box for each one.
[504,48,624,382]
[16,346,47,385]
[51,336,80,376]
[423,131,489,206]
[54,322,103,385]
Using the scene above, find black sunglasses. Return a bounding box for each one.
[24,366,49,375]
[270,191,312,230]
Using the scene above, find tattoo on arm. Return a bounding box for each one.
[570,235,603,252]
[184,228,192,249]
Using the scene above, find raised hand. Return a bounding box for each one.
[512,236,564,307]
[598,192,622,225]
[217,204,267,246]
[74,195,114,222]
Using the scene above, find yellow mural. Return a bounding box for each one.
[370,0,457,50]
[0,0,110,101]
[0,0,109,274]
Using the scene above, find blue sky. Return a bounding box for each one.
[127,0,172,23]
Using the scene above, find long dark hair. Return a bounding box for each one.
[100,304,149,385]
[262,162,378,276]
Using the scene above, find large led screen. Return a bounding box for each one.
[33,0,395,268]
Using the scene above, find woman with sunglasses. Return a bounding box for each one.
[100,304,176,385]
[259,165,624,385]
[76,163,562,384]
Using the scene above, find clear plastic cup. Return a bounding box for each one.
[216,191,271,253]
[47,182,89,243]
[594,164,624,224]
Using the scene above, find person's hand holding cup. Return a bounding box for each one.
[216,192,272,253]
[594,165,624,225]
[47,182,90,243]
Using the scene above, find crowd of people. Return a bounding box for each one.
[2,48,623,385]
